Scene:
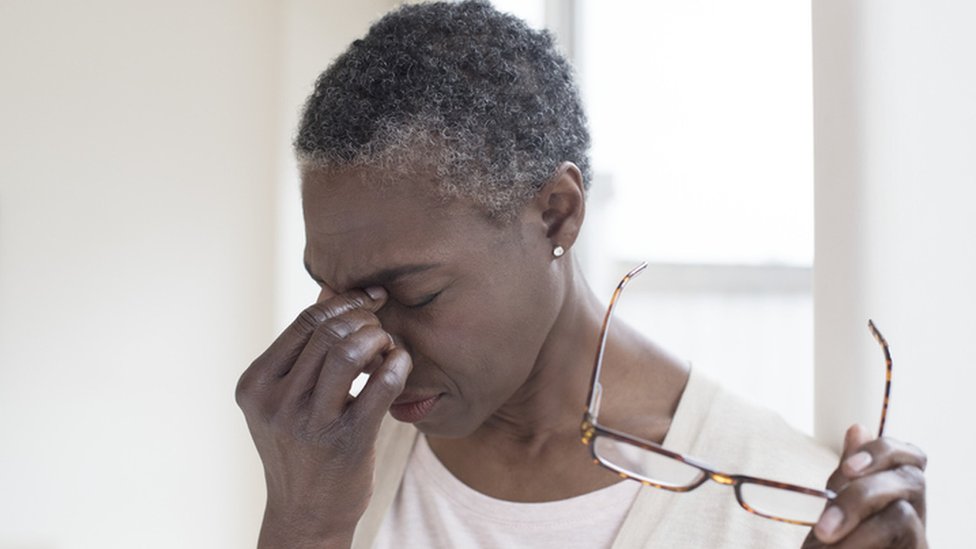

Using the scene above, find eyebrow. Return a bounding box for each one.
[303,259,442,290]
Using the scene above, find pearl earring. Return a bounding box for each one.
[552,245,565,257]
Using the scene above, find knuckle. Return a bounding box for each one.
[896,464,926,491]
[296,295,373,332]
[911,445,928,470]
[891,499,915,520]
[315,318,351,345]
[234,368,258,408]
[307,315,370,355]
[296,306,328,331]
[329,342,365,368]
[873,438,892,451]
[885,527,910,549]
[359,325,392,346]
[374,357,407,394]
[391,348,412,371]
[345,308,381,328]
[326,292,370,315]
[875,501,916,548]
[839,477,873,505]
[234,384,250,409]
[376,367,407,394]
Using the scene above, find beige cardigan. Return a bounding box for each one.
[352,370,837,548]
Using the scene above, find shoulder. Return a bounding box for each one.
[679,369,838,487]
[613,370,838,548]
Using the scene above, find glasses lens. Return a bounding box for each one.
[593,435,706,488]
[737,481,830,525]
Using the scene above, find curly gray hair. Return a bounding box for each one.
[294,0,591,221]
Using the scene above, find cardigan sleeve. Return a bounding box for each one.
[351,414,419,549]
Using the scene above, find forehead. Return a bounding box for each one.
[301,166,498,290]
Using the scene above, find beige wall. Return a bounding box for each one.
[813,2,976,546]
[0,1,394,548]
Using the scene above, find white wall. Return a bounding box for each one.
[0,2,409,547]
[0,2,276,547]
[613,265,815,433]
[813,2,976,547]
[273,0,400,330]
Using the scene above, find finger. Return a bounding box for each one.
[345,347,412,434]
[276,309,385,409]
[825,424,876,492]
[813,465,925,544]
[308,325,396,421]
[841,437,928,480]
[819,500,925,549]
[842,424,874,460]
[252,288,388,382]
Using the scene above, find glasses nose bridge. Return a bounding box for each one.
[708,471,737,486]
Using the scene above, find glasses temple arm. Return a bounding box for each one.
[868,319,892,438]
[586,262,648,418]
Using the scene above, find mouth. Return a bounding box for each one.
[389,392,443,423]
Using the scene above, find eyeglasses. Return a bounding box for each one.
[580,262,894,526]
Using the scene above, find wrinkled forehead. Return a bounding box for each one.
[300,166,492,291]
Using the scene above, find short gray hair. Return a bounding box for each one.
[295,1,591,221]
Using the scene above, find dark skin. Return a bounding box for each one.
[803,424,928,548]
[236,162,927,548]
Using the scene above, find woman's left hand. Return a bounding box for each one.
[802,424,928,548]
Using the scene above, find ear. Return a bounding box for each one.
[524,162,586,256]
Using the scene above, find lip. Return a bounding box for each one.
[389,393,442,423]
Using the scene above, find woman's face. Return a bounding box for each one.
[301,166,564,438]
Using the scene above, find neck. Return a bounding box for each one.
[425,259,691,501]
[480,277,604,442]
[446,258,689,449]
[476,264,605,446]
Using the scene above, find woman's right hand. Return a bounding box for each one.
[235,287,412,549]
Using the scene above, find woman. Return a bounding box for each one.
[236,2,927,547]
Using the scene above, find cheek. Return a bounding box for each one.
[422,288,553,392]
[409,308,491,377]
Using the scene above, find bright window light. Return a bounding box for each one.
[579,0,813,266]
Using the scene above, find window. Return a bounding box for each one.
[579,1,813,266]
[493,0,816,432]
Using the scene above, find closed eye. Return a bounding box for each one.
[405,291,441,309]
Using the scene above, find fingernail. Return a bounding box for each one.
[817,506,843,538]
[365,286,386,300]
[845,451,872,473]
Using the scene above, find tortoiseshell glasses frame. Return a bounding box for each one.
[580,262,894,526]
